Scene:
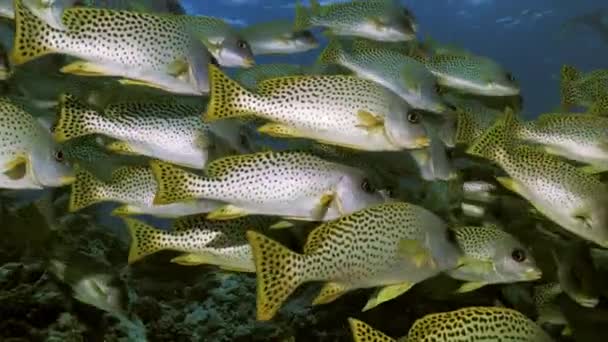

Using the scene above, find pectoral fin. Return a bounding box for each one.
[118,79,170,91]
[258,123,305,138]
[3,156,28,180]
[269,220,295,229]
[312,282,349,305]
[456,281,488,293]
[356,110,384,131]
[579,164,608,175]
[167,58,189,77]
[496,176,521,194]
[456,256,495,274]
[61,61,112,76]
[106,141,139,155]
[362,282,414,312]
[207,204,249,220]
[311,192,335,220]
[398,239,436,269]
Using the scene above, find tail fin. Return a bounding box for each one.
[466,108,515,162]
[149,160,207,205]
[560,65,580,109]
[11,0,62,66]
[588,94,608,116]
[53,94,102,142]
[123,218,169,264]
[294,0,313,31]
[317,39,343,65]
[69,165,110,212]
[204,64,260,123]
[247,230,308,321]
[348,318,396,342]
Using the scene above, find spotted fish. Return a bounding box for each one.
[69,164,223,218]
[125,215,273,272]
[11,0,211,95]
[247,202,461,320]
[151,151,388,221]
[561,65,608,114]
[240,19,318,56]
[204,65,430,151]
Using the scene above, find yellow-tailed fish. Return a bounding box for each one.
[513,113,608,174]
[560,65,608,114]
[0,97,73,189]
[124,215,273,272]
[240,19,318,56]
[444,94,504,146]
[424,54,520,96]
[467,109,608,248]
[11,0,211,95]
[247,202,461,320]
[151,151,388,221]
[69,164,223,218]
[318,38,448,113]
[448,224,542,293]
[171,15,255,68]
[350,307,554,342]
[294,0,416,42]
[204,65,430,151]
[53,94,214,170]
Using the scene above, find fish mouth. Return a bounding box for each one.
[524,268,542,280]
[414,136,431,148]
[243,57,256,68]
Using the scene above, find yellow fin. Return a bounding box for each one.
[362,282,414,312]
[53,94,100,142]
[398,239,436,269]
[110,205,135,217]
[167,58,189,77]
[348,318,395,342]
[258,123,305,138]
[247,230,307,321]
[579,165,608,175]
[149,160,203,205]
[3,156,28,180]
[356,110,383,130]
[496,176,521,194]
[270,220,295,229]
[170,253,253,273]
[207,204,249,220]
[456,281,487,293]
[123,217,167,264]
[10,0,57,66]
[117,78,171,91]
[456,256,495,274]
[60,61,111,76]
[106,141,139,155]
[312,282,349,305]
[68,166,109,212]
[311,192,334,220]
[204,64,258,123]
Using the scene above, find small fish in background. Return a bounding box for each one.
[151,151,388,221]
[442,93,504,146]
[0,96,74,189]
[424,54,520,96]
[52,94,217,170]
[349,306,554,342]
[234,63,311,90]
[294,0,417,42]
[124,215,274,272]
[511,112,608,174]
[204,65,431,152]
[240,19,319,56]
[559,8,608,46]
[448,224,542,293]
[317,38,449,114]
[467,109,608,248]
[560,65,608,114]
[69,164,224,218]
[11,0,212,95]
[552,243,599,309]
[247,202,462,320]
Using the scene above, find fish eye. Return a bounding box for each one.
[237,40,248,49]
[54,150,64,162]
[505,72,515,82]
[511,249,526,263]
[361,178,374,193]
[407,110,421,124]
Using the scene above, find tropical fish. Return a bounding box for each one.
[350,306,554,342]
[0,0,76,30]
[204,65,430,151]
[235,63,310,90]
[151,151,388,221]
[125,215,273,272]
[0,97,74,189]
[247,202,461,320]
[294,0,416,42]
[77,0,186,14]
[69,164,223,218]
[240,19,319,55]
[318,38,448,113]
[444,94,504,146]
[512,113,608,174]
[448,224,542,293]
[424,54,520,96]
[534,282,567,327]
[467,109,608,248]
[171,15,255,68]
[11,0,211,95]
[560,65,608,114]
[53,94,214,170]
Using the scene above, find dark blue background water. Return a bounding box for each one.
[183,0,607,119]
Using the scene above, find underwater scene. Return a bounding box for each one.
[1,0,608,341]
